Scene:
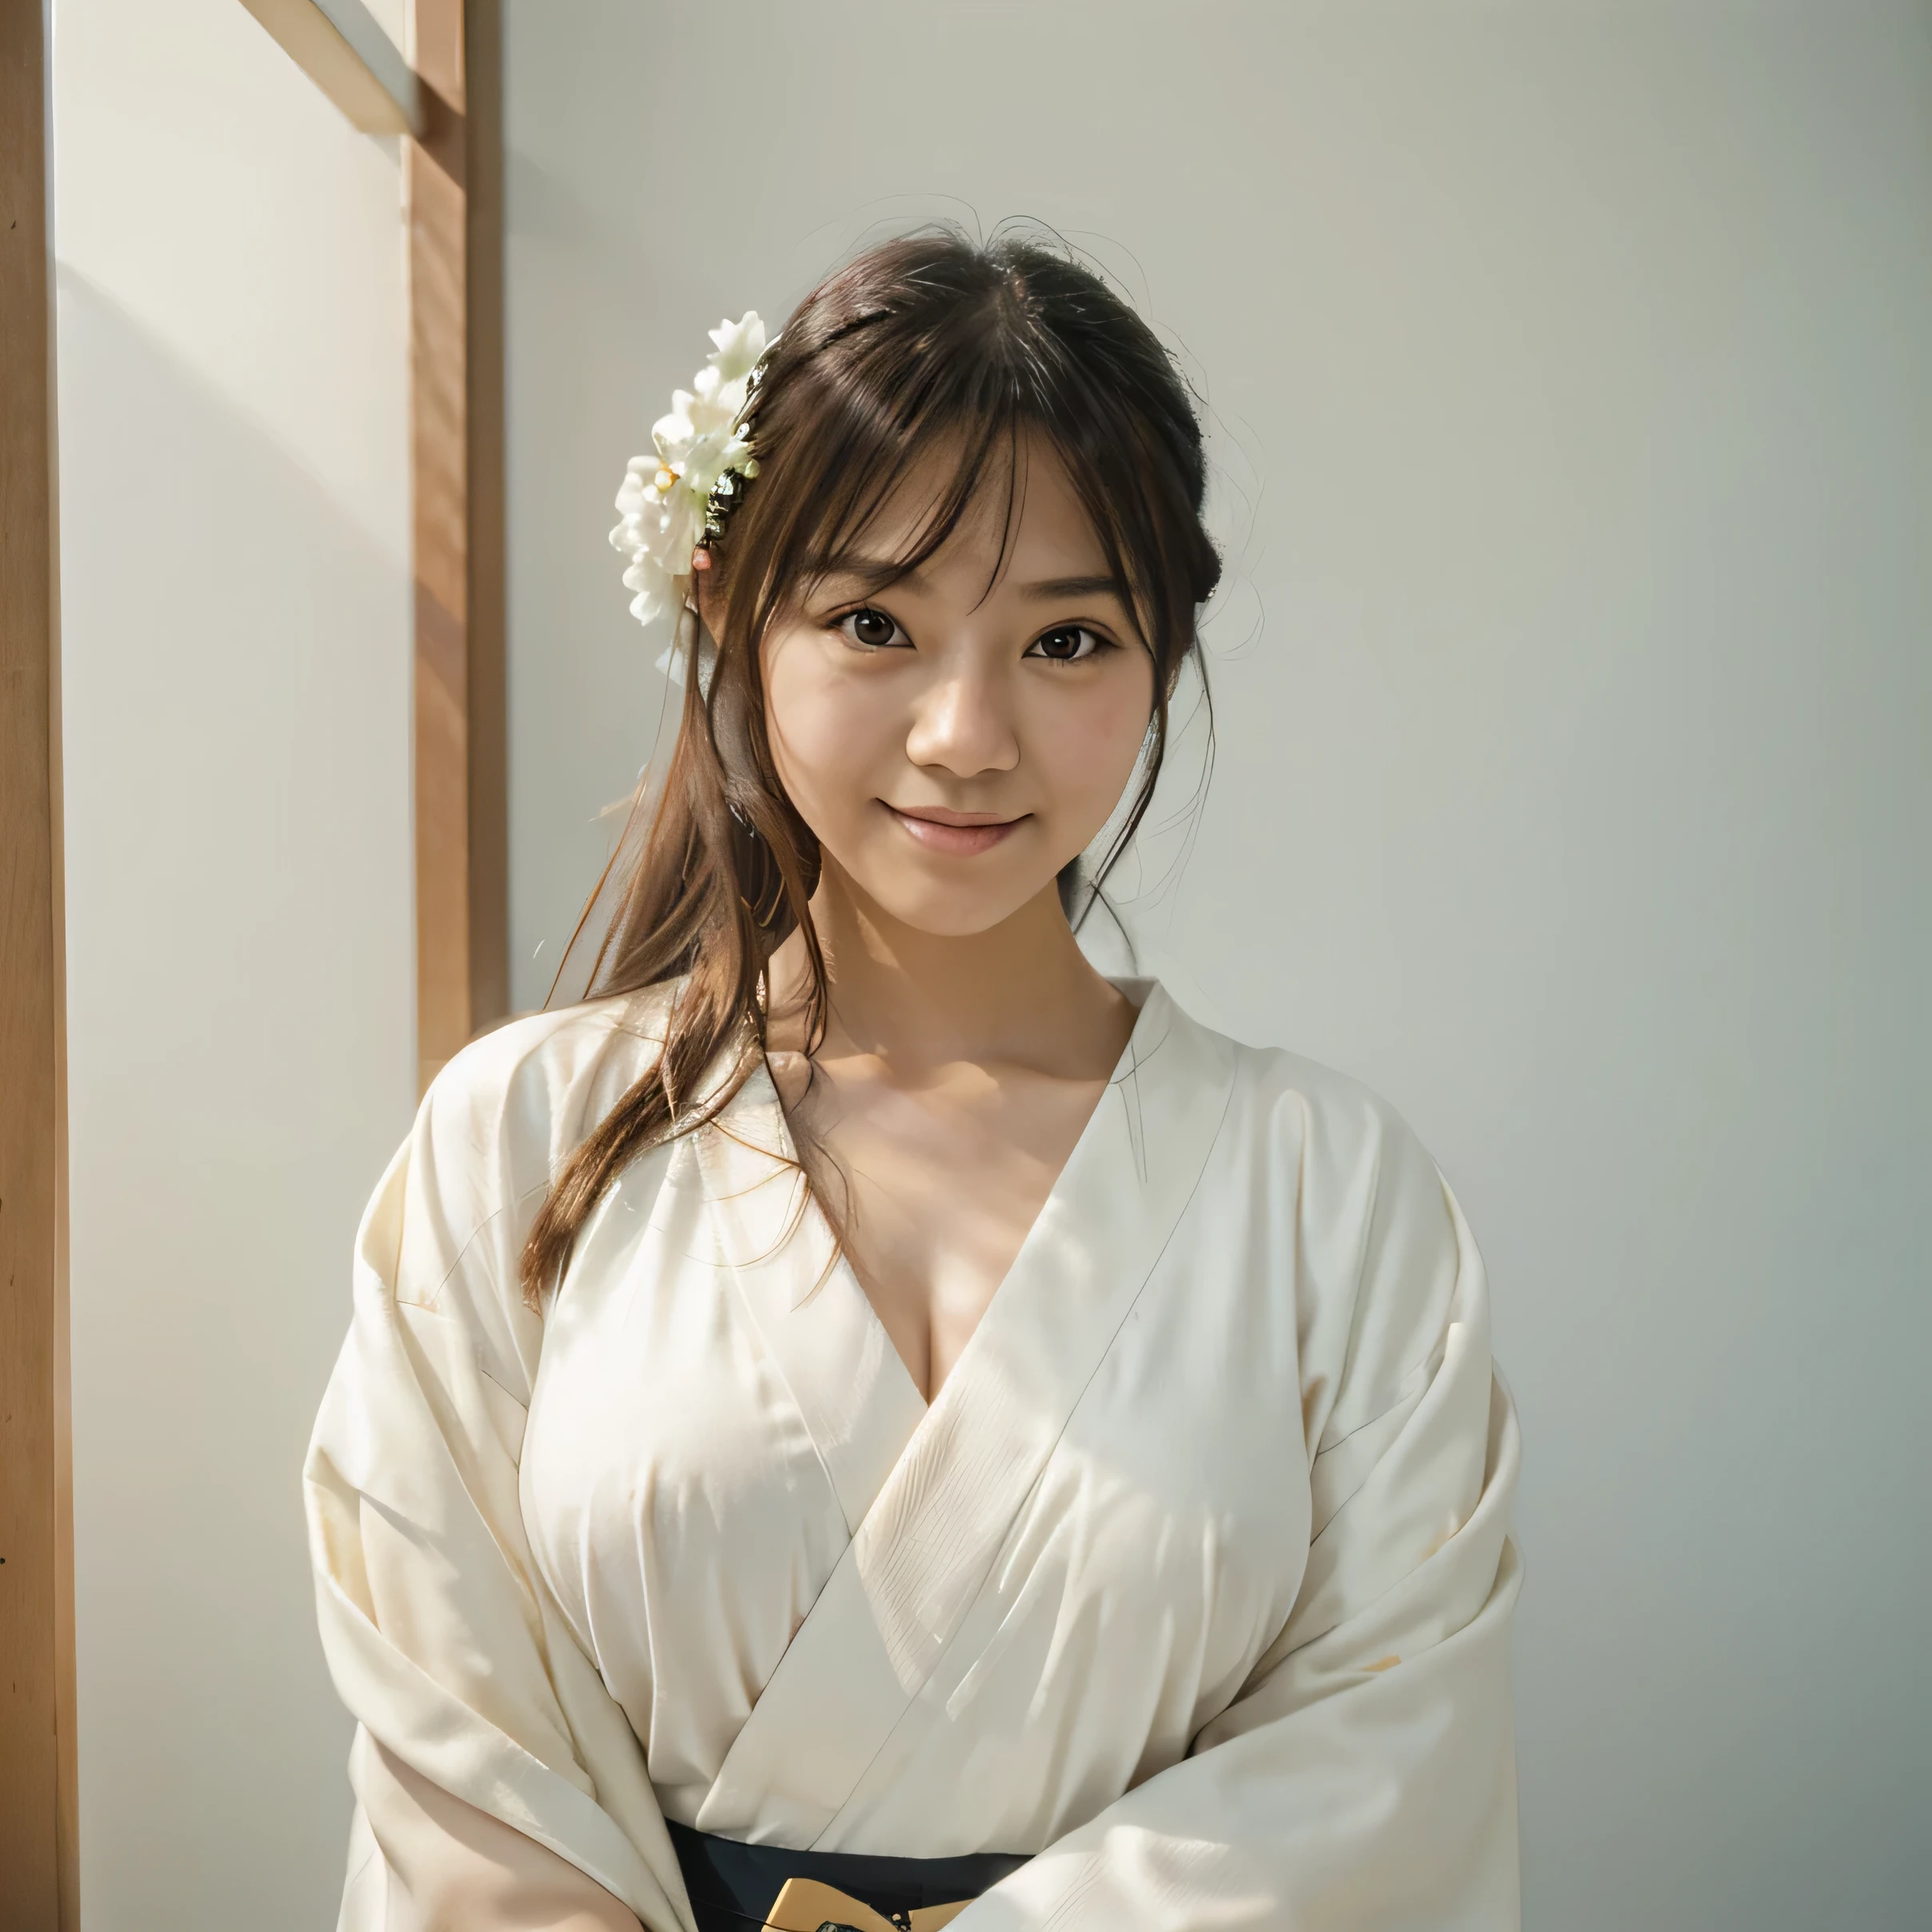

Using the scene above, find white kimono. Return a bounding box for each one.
[305,980,1521,1930]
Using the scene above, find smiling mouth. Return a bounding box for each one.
[884,803,1028,856]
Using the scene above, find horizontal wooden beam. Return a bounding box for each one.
[237,0,422,135]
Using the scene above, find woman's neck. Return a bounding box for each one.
[770,864,1135,1083]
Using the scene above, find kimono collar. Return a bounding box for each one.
[689,978,1241,1846]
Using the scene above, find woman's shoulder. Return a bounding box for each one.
[433,984,675,1100]
[1238,1036,1456,1268]
[354,988,677,1343]
[416,984,677,1200]
[1165,996,1478,1425]
[1168,992,1461,1267]
[1243,1039,1435,1175]
[1158,989,1442,1198]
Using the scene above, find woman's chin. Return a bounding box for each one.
[840,869,1060,940]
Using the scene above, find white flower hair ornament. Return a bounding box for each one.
[609,311,773,684]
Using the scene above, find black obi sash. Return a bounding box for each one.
[667,1821,1028,1932]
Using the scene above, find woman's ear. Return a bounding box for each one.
[691,548,724,639]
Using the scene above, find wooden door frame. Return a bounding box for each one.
[406,0,509,1087]
[1,2,76,1925]
[0,4,506,1920]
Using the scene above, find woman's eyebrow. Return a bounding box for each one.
[1017,573,1125,601]
[806,557,921,592]
[807,564,1125,602]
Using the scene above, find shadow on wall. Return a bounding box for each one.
[58,266,413,1931]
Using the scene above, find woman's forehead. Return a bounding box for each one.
[841,432,1114,592]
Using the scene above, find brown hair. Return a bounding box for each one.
[519,226,1223,1307]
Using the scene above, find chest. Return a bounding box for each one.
[519,1111,1313,1709]
[801,1061,1112,1399]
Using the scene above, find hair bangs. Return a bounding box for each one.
[776,378,1028,620]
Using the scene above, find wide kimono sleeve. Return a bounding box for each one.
[303,1009,693,1932]
[968,1079,1523,1931]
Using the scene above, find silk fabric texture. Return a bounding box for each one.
[306,980,1522,1929]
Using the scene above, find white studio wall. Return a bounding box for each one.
[53,0,415,1924]
[501,4,1932,1928]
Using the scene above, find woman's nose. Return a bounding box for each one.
[904,661,1020,777]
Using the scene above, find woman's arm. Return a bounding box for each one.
[351,1733,642,1931]
[307,1012,692,1932]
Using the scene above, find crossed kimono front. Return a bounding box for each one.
[306,980,1522,1930]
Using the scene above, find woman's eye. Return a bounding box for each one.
[1028,625,1104,664]
[838,608,907,649]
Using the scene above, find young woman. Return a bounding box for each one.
[307,232,1521,1932]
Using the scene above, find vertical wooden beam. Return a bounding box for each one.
[465,0,508,1032]
[405,38,470,1087]
[0,2,77,1926]
[408,0,505,1090]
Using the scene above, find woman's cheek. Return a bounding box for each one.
[1036,675,1153,828]
[769,662,892,832]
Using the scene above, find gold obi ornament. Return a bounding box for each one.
[764,1875,974,1932]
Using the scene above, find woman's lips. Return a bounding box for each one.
[884,803,1027,856]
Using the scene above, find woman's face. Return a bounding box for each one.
[755,439,1159,939]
